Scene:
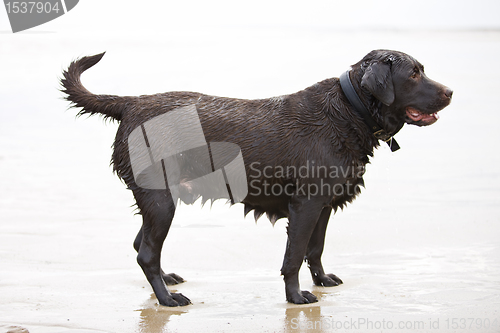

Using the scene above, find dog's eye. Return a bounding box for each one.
[410,68,419,79]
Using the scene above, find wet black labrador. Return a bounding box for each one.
[61,49,452,306]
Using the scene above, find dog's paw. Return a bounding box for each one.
[159,293,192,307]
[162,272,185,285]
[313,273,343,287]
[287,290,318,304]
[171,293,191,306]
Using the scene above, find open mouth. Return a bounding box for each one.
[405,107,439,126]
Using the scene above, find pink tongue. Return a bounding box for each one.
[421,113,439,121]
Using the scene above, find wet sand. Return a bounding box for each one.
[1,26,500,332]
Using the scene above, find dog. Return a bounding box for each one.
[61,49,452,306]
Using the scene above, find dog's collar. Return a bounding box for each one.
[339,71,400,152]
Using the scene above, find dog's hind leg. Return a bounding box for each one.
[305,207,343,287]
[133,226,142,252]
[134,189,190,307]
[133,226,184,286]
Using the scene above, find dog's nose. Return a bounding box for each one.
[444,88,453,99]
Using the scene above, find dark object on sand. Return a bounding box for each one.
[61,50,452,306]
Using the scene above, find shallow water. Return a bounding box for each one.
[1,22,500,333]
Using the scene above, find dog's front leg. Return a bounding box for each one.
[281,195,326,304]
[305,206,343,287]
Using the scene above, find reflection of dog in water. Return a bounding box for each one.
[62,50,452,306]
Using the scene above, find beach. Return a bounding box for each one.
[1,3,499,332]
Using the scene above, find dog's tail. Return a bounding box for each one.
[61,52,132,122]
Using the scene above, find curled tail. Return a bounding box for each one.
[61,52,131,121]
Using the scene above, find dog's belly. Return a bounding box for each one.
[242,190,291,223]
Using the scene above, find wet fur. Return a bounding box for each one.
[61,50,451,306]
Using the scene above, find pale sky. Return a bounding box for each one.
[1,0,499,33]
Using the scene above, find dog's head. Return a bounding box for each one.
[351,50,452,134]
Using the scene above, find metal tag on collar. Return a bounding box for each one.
[388,137,400,152]
[374,129,400,152]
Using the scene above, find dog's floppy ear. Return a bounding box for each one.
[361,61,395,106]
